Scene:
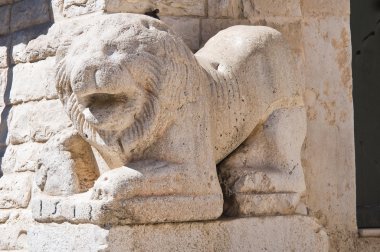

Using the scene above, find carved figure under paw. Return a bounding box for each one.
[33,13,306,224]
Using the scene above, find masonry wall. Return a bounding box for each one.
[0,0,363,251]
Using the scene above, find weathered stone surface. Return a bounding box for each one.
[0,172,32,209]
[0,68,7,107]
[243,0,301,17]
[1,142,42,173]
[0,210,35,251]
[0,5,10,35]
[248,17,303,55]
[33,14,306,226]
[160,16,200,51]
[36,128,99,196]
[200,18,250,45]
[11,22,51,64]
[62,0,105,18]
[10,0,51,32]
[12,14,97,63]
[10,57,57,104]
[208,0,243,18]
[8,100,72,144]
[301,16,356,250]
[28,216,328,252]
[0,36,9,68]
[105,0,206,17]
[301,0,350,17]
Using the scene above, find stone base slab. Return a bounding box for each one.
[28,216,328,252]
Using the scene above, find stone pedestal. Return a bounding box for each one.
[28,216,328,252]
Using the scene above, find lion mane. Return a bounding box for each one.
[55,14,204,168]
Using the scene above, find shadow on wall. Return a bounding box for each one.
[0,0,54,177]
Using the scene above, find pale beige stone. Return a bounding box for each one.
[301,16,356,249]
[1,142,43,174]
[62,0,105,18]
[10,57,57,104]
[8,100,72,144]
[36,128,100,196]
[105,0,206,17]
[0,37,9,68]
[201,18,250,46]
[208,0,243,18]
[33,13,306,225]
[0,68,7,107]
[160,16,200,51]
[243,0,301,17]
[0,210,35,251]
[0,172,32,209]
[301,0,350,17]
[28,216,328,252]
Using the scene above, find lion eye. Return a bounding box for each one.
[104,44,118,56]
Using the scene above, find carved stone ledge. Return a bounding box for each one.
[28,216,328,252]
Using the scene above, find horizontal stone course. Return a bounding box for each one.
[10,0,51,32]
[28,216,328,251]
[0,172,32,209]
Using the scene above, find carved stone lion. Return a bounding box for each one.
[33,13,306,224]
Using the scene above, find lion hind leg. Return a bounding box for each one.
[218,106,307,217]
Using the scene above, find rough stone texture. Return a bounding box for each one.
[62,0,105,18]
[10,57,57,104]
[0,5,10,35]
[10,0,51,32]
[105,0,206,17]
[0,68,7,107]
[201,19,250,46]
[28,216,328,252]
[1,142,42,174]
[0,210,35,251]
[33,13,306,225]
[11,22,51,64]
[301,16,356,251]
[0,172,32,209]
[8,99,72,144]
[301,0,350,17]
[208,0,243,18]
[244,0,302,17]
[0,0,12,6]
[160,16,200,51]
[0,36,9,68]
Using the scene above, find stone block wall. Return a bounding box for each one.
[0,0,362,251]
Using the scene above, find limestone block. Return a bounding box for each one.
[12,14,97,63]
[0,36,9,68]
[1,142,43,174]
[301,16,356,234]
[28,216,328,252]
[105,0,206,17]
[10,0,51,32]
[10,57,57,104]
[200,18,249,46]
[0,172,32,209]
[243,0,301,17]
[0,68,7,107]
[0,210,35,251]
[8,100,72,144]
[208,0,243,18]
[11,22,51,64]
[62,0,106,18]
[160,16,200,51]
[301,0,350,17]
[0,5,10,35]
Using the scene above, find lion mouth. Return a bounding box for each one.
[77,93,137,130]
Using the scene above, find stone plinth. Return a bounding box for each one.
[28,216,328,252]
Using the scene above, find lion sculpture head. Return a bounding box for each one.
[55,14,204,168]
